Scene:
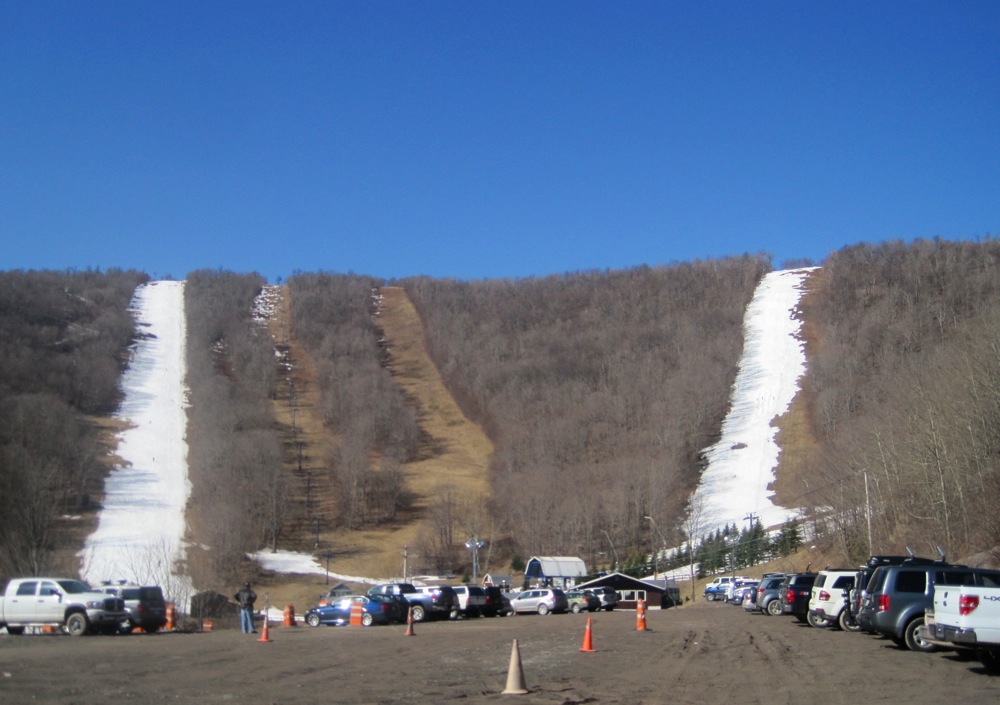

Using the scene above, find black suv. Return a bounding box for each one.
[481,586,513,617]
[780,572,817,622]
[859,563,1000,652]
[99,583,168,634]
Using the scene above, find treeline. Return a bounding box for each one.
[794,238,1000,563]
[0,268,147,577]
[184,270,288,589]
[288,273,420,529]
[404,256,770,566]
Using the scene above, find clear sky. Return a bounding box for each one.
[2,1,998,282]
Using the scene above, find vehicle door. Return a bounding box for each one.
[6,581,39,622]
[35,580,66,622]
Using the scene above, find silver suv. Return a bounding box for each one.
[510,588,569,615]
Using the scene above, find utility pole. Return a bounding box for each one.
[863,468,873,554]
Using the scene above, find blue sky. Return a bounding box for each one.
[2,1,998,282]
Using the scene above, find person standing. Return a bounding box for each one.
[235,582,257,633]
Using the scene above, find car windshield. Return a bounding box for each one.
[56,579,94,594]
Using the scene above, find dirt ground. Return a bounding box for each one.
[2,601,999,705]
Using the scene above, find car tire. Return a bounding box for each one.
[605,606,614,612]
[537,604,549,615]
[571,603,582,614]
[807,612,829,628]
[144,624,160,634]
[838,609,861,632]
[5,626,24,635]
[410,605,426,622]
[66,612,89,637]
[766,599,782,616]
[306,613,321,627]
[903,618,938,653]
[361,612,374,627]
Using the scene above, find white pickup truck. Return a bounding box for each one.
[0,577,128,636]
[930,583,1000,672]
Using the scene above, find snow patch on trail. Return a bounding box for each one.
[80,281,194,605]
[689,268,816,535]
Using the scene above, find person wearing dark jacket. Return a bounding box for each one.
[235,583,257,633]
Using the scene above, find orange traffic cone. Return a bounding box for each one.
[258,615,272,643]
[502,639,529,694]
[405,606,416,636]
[579,616,595,652]
[636,599,647,632]
[165,603,175,631]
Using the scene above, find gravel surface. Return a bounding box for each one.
[3,602,999,704]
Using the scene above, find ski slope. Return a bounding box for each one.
[79,281,194,605]
[688,268,816,536]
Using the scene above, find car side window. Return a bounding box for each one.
[16,581,37,596]
[895,571,926,593]
[832,576,854,589]
[39,582,60,596]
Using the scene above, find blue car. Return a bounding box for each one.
[304,594,403,627]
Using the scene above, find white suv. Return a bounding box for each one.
[807,569,856,629]
[450,585,487,618]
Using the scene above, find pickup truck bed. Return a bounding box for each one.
[931,583,1000,672]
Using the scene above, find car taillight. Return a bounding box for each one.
[757,588,764,598]
[819,590,830,602]
[959,595,980,616]
[877,594,889,612]
[381,604,391,613]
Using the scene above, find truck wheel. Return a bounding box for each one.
[5,626,24,635]
[66,612,89,637]
[979,649,1000,673]
[904,618,937,652]
[118,619,135,635]
[766,600,782,616]
[410,605,426,622]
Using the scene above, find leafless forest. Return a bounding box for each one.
[3,239,1000,587]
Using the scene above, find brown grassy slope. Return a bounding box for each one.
[770,269,824,508]
[258,286,493,609]
[377,287,493,506]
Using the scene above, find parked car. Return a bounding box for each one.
[509,588,569,615]
[565,589,600,613]
[586,586,619,611]
[780,572,818,622]
[481,586,513,617]
[451,585,487,618]
[367,583,456,622]
[304,594,404,627]
[728,580,759,605]
[850,553,944,632]
[755,574,787,616]
[859,563,1000,652]
[97,582,167,634]
[806,569,855,629]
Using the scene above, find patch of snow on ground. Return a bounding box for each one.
[79,281,194,606]
[688,268,816,536]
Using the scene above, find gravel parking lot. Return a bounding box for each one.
[2,601,1000,704]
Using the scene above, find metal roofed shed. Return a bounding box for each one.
[524,556,588,589]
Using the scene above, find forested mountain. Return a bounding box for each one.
[3,238,1000,586]
[0,269,148,576]
[403,256,770,562]
[782,240,1000,563]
